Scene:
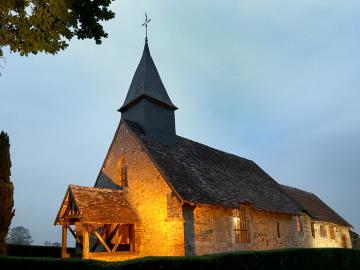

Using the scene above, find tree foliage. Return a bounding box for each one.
[0,131,15,255]
[44,241,60,247]
[44,241,52,246]
[0,0,115,57]
[6,226,33,245]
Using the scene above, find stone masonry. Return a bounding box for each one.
[97,122,185,259]
[95,122,351,260]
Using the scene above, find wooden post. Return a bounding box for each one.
[82,224,89,259]
[61,222,68,258]
[129,224,135,251]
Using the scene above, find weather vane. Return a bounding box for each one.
[142,12,151,42]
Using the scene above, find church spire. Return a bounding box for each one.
[119,28,177,145]
[118,41,177,112]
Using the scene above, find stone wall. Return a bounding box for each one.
[96,121,351,259]
[186,204,351,255]
[96,122,185,259]
[311,222,351,248]
[350,231,360,249]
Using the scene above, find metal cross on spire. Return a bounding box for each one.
[141,12,151,42]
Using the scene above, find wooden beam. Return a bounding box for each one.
[65,214,81,219]
[112,225,128,252]
[82,224,89,259]
[129,224,135,251]
[112,233,123,252]
[61,222,68,258]
[107,224,120,243]
[68,225,83,249]
[64,202,71,216]
[90,224,108,252]
[88,224,111,252]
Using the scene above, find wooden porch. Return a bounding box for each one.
[55,185,139,260]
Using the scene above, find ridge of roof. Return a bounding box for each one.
[281,184,317,198]
[122,120,351,227]
[123,120,301,215]
[281,184,352,227]
[119,42,177,112]
[69,184,125,194]
[124,119,258,165]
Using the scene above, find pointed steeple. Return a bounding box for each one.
[119,41,177,145]
[119,41,177,112]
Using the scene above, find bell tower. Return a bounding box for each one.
[118,40,177,145]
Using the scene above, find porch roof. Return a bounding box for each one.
[55,185,139,225]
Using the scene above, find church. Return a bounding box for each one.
[54,38,352,261]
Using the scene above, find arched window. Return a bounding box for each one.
[121,160,128,187]
[115,157,128,188]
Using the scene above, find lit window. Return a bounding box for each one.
[329,226,336,240]
[311,222,315,238]
[233,208,250,243]
[320,224,327,237]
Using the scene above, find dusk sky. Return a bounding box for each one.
[1,0,359,244]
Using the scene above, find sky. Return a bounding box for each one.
[1,0,360,245]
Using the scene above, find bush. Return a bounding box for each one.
[103,248,360,270]
[0,256,104,270]
[1,248,360,270]
[7,244,75,258]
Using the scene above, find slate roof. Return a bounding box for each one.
[124,120,300,215]
[123,120,352,227]
[118,42,177,112]
[281,185,351,227]
[55,185,139,224]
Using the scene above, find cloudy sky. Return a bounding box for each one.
[1,0,359,244]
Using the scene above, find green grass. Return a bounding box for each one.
[1,248,360,270]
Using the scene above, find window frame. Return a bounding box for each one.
[115,157,128,188]
[319,224,327,238]
[233,208,250,243]
[121,161,128,187]
[311,222,315,238]
[295,216,303,233]
[329,225,336,240]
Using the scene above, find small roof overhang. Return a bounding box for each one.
[54,185,139,225]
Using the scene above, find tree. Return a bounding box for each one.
[44,241,60,247]
[0,131,15,254]
[0,0,115,57]
[6,226,33,245]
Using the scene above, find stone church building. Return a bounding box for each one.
[55,40,352,261]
